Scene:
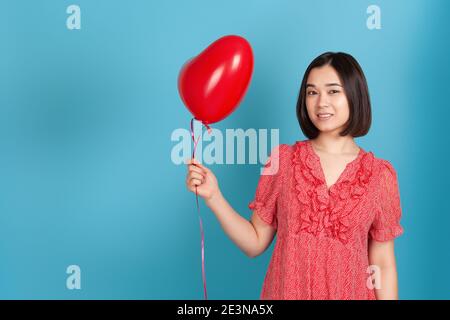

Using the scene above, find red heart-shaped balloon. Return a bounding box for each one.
[178,35,254,125]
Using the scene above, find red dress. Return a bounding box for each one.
[248,140,404,300]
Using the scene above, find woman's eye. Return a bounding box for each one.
[307,91,317,95]
[329,90,340,94]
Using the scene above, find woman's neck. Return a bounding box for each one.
[310,133,359,155]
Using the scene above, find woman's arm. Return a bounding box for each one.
[205,191,276,258]
[186,158,276,258]
[368,239,400,299]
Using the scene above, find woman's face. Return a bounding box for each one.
[305,65,350,135]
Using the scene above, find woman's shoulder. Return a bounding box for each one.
[277,140,308,153]
[267,141,309,163]
[262,142,298,176]
[267,142,298,158]
[363,149,399,181]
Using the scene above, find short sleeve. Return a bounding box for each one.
[369,160,404,242]
[248,144,286,229]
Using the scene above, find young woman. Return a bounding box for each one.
[185,52,404,300]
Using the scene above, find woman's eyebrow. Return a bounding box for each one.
[306,83,342,88]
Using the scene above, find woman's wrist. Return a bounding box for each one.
[205,190,223,208]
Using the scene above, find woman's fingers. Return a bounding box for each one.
[188,164,206,176]
[193,161,210,173]
[186,169,205,188]
[189,178,203,187]
[186,158,210,174]
[188,171,205,182]
[185,158,217,198]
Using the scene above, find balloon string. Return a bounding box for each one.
[190,117,211,300]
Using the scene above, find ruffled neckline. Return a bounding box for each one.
[292,140,375,244]
[303,139,365,191]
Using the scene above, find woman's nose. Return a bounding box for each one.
[317,92,330,107]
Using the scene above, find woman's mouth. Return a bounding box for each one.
[317,113,333,120]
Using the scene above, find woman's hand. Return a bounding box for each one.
[185,158,220,201]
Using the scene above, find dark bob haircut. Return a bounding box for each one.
[296,52,371,139]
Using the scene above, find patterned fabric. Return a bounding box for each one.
[248,140,404,300]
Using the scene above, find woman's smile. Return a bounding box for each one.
[317,113,334,120]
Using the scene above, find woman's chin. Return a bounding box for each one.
[314,123,336,131]
[314,123,345,134]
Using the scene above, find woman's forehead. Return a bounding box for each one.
[307,65,342,86]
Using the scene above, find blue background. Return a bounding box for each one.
[0,0,448,299]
